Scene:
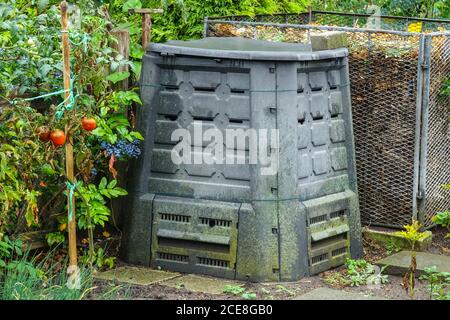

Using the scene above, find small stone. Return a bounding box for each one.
[95,266,180,285]
[363,227,432,251]
[310,31,348,50]
[376,251,450,276]
[162,274,243,295]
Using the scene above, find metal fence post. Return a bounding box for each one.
[417,35,432,224]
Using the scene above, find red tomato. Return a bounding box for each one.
[50,129,66,146]
[81,118,97,131]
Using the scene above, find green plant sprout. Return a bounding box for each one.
[420,266,450,300]
[394,220,427,300]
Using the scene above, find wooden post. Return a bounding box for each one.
[110,29,130,227]
[60,0,77,269]
[129,8,163,49]
[111,29,130,91]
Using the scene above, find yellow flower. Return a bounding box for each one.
[102,231,111,238]
[407,22,422,33]
[59,223,67,232]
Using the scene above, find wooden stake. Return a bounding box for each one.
[110,29,130,227]
[60,0,77,268]
[129,8,163,49]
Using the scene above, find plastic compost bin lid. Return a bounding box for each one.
[149,37,348,61]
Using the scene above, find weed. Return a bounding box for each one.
[420,266,450,300]
[394,220,427,299]
[385,239,401,255]
[223,284,257,299]
[322,259,389,288]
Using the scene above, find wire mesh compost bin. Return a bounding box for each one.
[205,11,450,229]
[121,37,362,281]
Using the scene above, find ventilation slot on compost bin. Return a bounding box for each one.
[310,214,327,225]
[231,89,246,94]
[332,247,348,257]
[163,85,179,91]
[159,213,190,223]
[158,237,230,253]
[330,210,346,219]
[229,119,244,124]
[193,116,214,122]
[312,115,324,121]
[200,217,232,228]
[311,253,328,265]
[163,114,178,121]
[197,257,229,268]
[195,87,216,93]
[157,252,189,263]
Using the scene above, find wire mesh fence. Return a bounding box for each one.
[205,11,450,228]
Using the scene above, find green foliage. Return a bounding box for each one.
[0,248,126,300]
[432,211,450,238]
[0,1,140,248]
[0,106,61,232]
[93,90,143,145]
[420,266,450,300]
[395,220,427,299]
[77,178,127,230]
[310,0,450,18]
[0,235,23,268]
[275,284,296,296]
[45,232,65,246]
[81,247,116,270]
[394,220,427,250]
[223,284,246,295]
[323,271,351,287]
[242,292,257,300]
[385,239,402,255]
[345,259,389,287]
[0,2,62,95]
[323,260,389,288]
[223,284,256,299]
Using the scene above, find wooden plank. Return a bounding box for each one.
[111,29,130,90]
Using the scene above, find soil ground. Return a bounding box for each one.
[90,226,449,300]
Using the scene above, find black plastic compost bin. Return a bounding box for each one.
[121,37,362,282]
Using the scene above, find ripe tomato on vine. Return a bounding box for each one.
[50,129,66,146]
[81,118,96,131]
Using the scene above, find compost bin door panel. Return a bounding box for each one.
[150,196,239,278]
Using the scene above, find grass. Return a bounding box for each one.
[0,248,131,300]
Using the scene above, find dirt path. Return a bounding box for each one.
[93,272,432,300]
[92,226,448,300]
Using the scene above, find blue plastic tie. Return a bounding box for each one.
[65,180,78,222]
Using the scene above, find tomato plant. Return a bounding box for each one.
[0,1,143,255]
